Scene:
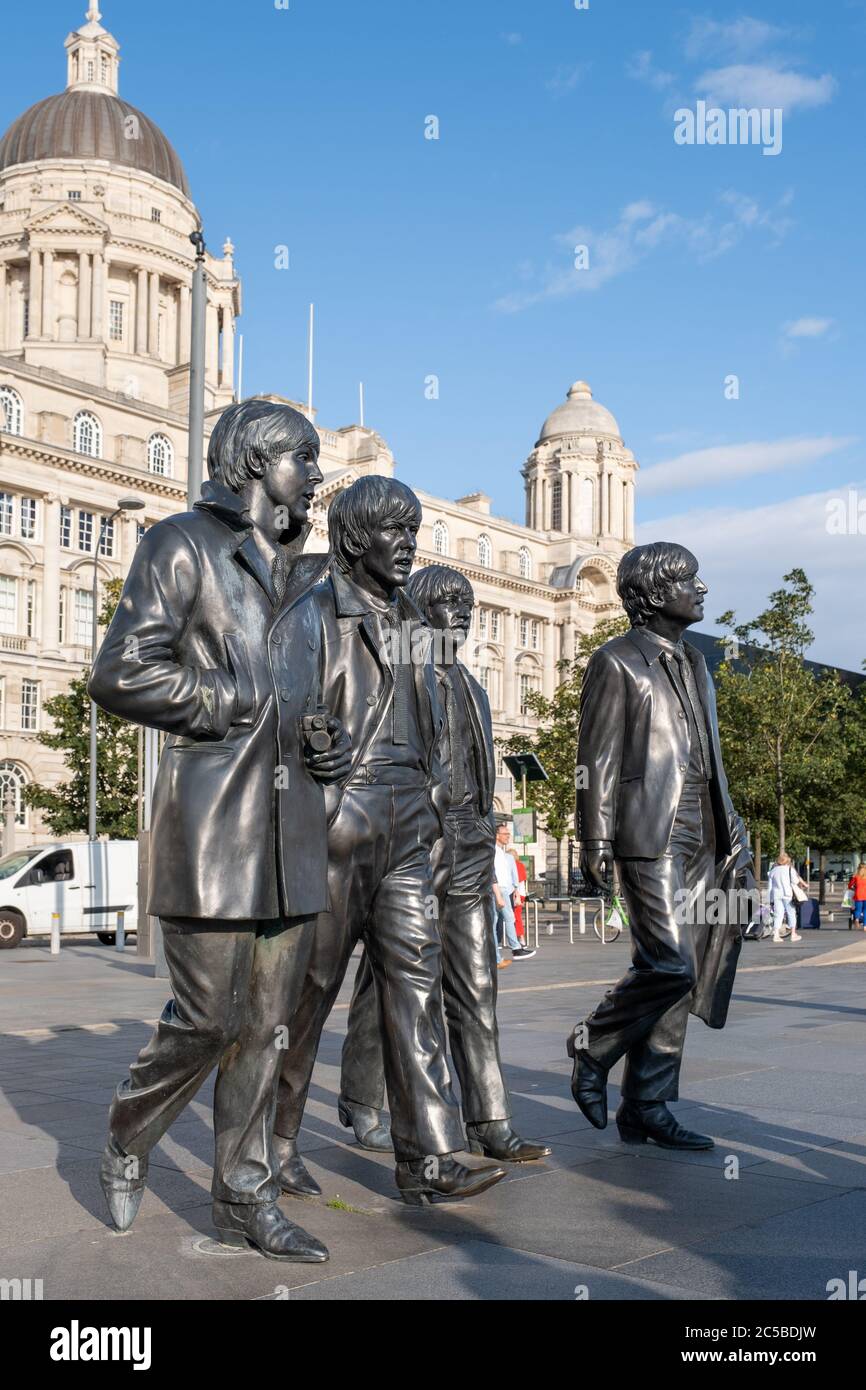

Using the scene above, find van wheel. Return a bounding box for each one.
[96,932,116,945]
[0,910,25,949]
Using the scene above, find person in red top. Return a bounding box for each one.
[847,863,866,927]
[508,848,528,940]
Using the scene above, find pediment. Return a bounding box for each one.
[26,201,109,239]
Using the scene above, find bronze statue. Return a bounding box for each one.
[339,565,551,1164]
[89,399,351,1260]
[273,480,506,1204]
[569,542,755,1148]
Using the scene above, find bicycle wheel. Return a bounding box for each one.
[593,906,622,943]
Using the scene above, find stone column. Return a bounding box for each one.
[503,609,518,717]
[41,249,54,339]
[206,300,220,384]
[77,251,91,338]
[135,268,148,354]
[627,480,635,542]
[178,281,191,363]
[220,306,235,392]
[148,270,160,356]
[563,620,577,665]
[542,622,555,698]
[566,471,573,533]
[91,251,105,340]
[41,494,62,659]
[0,261,6,351]
[28,249,42,337]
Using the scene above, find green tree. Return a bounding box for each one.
[715,569,855,862]
[23,579,139,838]
[503,615,629,883]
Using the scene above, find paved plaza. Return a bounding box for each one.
[1,920,864,1301]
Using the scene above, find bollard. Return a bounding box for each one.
[115,909,125,952]
[50,911,61,955]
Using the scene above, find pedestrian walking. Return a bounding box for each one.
[847,863,866,928]
[768,852,807,943]
[494,825,535,962]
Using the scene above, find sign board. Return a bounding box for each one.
[512,807,537,843]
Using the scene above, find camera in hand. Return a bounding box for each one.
[301,714,333,754]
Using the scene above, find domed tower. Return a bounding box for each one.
[0,4,240,413]
[522,381,637,550]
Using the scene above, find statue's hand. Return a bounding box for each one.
[305,716,352,784]
[581,845,612,892]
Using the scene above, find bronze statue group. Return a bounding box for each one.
[89,399,755,1262]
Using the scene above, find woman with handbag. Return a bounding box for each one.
[768,852,807,943]
[847,863,866,928]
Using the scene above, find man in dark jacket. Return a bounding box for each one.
[88,398,350,1261]
[336,565,551,1164]
[273,481,506,1206]
[568,542,755,1150]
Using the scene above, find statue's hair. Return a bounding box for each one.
[207,398,319,493]
[406,564,473,621]
[616,542,699,626]
[328,477,422,572]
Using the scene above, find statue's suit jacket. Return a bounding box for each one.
[434,661,496,823]
[88,481,330,922]
[576,625,754,1028]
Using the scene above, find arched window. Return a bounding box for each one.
[148,433,174,476]
[0,387,23,437]
[432,520,449,556]
[0,761,27,828]
[73,411,102,459]
[518,546,532,580]
[477,534,492,568]
[551,477,563,531]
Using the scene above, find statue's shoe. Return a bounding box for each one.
[466,1119,551,1163]
[274,1134,322,1197]
[395,1155,506,1206]
[100,1136,148,1232]
[616,1100,714,1150]
[337,1097,393,1152]
[212,1200,328,1262]
[566,1028,608,1130]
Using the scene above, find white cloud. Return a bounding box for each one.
[494,192,794,312]
[501,32,523,46]
[637,484,866,666]
[627,50,674,90]
[696,63,836,112]
[641,436,857,497]
[782,317,835,340]
[545,63,589,95]
[683,16,798,62]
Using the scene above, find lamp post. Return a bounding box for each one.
[88,496,144,841]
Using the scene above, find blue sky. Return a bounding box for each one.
[5,2,865,664]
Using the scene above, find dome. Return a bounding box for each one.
[0,89,190,197]
[538,381,621,444]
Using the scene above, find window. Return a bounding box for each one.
[0,493,12,535]
[531,621,540,651]
[551,477,563,531]
[98,515,114,558]
[73,589,93,646]
[477,608,488,639]
[0,762,27,827]
[109,300,124,342]
[477,534,492,568]
[151,207,161,223]
[519,672,540,715]
[73,411,102,458]
[86,59,94,81]
[136,522,146,545]
[432,520,449,556]
[25,581,35,638]
[519,617,529,648]
[518,546,532,580]
[479,666,491,695]
[78,511,94,553]
[490,611,501,642]
[20,680,38,732]
[60,506,72,549]
[148,433,173,476]
[0,576,16,633]
[20,497,37,540]
[58,588,65,644]
[0,387,23,436]
[68,190,82,201]
[101,54,109,84]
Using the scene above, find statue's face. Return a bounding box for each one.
[657,567,708,626]
[262,439,323,529]
[359,514,419,591]
[426,588,473,646]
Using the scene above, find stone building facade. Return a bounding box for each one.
[0,6,637,875]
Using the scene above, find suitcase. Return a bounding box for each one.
[797,898,821,930]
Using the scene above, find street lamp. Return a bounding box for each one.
[88,496,145,840]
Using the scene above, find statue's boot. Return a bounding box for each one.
[395,1155,506,1206]
[274,1135,322,1198]
[616,1100,714,1150]
[466,1119,551,1163]
[337,1097,393,1152]
[566,1029,609,1129]
[100,1136,148,1232]
[212,1199,328,1262]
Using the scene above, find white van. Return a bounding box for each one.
[0,840,138,948]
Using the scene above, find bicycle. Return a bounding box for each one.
[593,893,629,943]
